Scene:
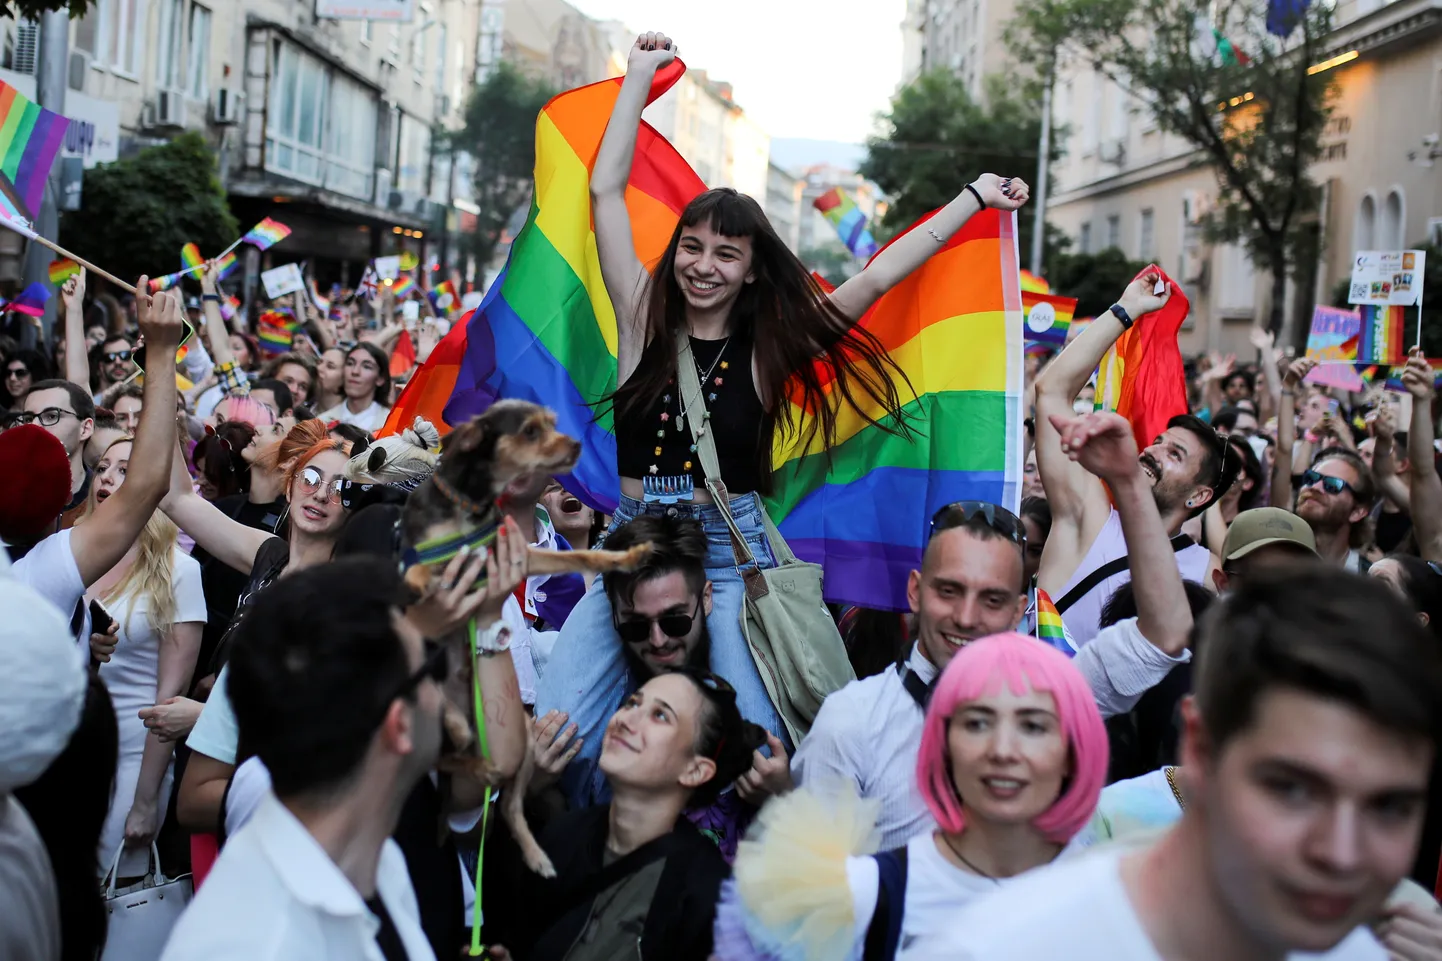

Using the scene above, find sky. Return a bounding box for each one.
[566,0,907,146]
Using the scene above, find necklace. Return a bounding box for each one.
[677,335,730,432]
[1165,766,1186,810]
[937,832,1002,886]
[647,336,731,478]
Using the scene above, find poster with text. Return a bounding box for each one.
[1303,305,1365,390]
[1349,250,1426,306]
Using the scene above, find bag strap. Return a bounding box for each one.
[102,842,167,898]
[676,337,756,569]
[552,829,687,923]
[1054,533,1196,614]
[862,846,910,961]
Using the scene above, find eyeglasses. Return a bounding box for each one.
[202,425,236,474]
[929,501,1027,546]
[614,598,703,644]
[103,350,134,363]
[298,465,344,503]
[1297,468,1354,497]
[11,407,78,428]
[4,366,28,379]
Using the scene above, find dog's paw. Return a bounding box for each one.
[615,541,654,571]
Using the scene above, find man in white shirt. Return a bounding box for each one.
[790,409,1200,851]
[162,558,445,961]
[904,565,1442,961]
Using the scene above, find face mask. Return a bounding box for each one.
[1073,398,1094,415]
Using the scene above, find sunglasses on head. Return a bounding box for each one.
[929,501,1027,546]
[298,465,344,503]
[104,350,134,363]
[1297,468,1354,497]
[614,598,703,644]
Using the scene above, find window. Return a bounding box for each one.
[186,4,210,99]
[1106,77,1129,140]
[1356,193,1376,250]
[1079,221,1092,254]
[267,41,331,184]
[1082,68,1101,154]
[1381,189,1405,250]
[434,23,446,93]
[155,0,183,90]
[1139,208,1155,259]
[360,19,372,45]
[95,0,144,76]
[326,72,378,200]
[396,111,430,194]
[1106,214,1120,250]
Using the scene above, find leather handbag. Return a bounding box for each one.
[677,339,855,744]
[100,842,192,961]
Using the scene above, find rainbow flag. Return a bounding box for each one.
[1035,587,1072,653]
[430,280,461,317]
[812,187,878,260]
[219,294,240,323]
[387,62,1023,609]
[257,308,297,354]
[180,242,204,271]
[1358,304,1406,366]
[1091,266,1191,451]
[390,274,415,298]
[0,81,69,223]
[241,217,291,251]
[309,277,330,313]
[1020,270,1050,294]
[47,258,78,285]
[216,251,238,280]
[2,281,48,317]
[1022,290,1077,346]
[148,271,183,292]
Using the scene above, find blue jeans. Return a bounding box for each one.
[534,492,790,807]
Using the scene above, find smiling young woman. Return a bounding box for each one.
[537,29,1033,780]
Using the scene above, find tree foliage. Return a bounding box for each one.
[860,72,1064,264]
[454,62,557,270]
[1008,0,1336,339]
[1050,246,1151,318]
[4,0,94,22]
[59,131,238,286]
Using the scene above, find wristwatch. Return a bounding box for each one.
[1108,303,1135,330]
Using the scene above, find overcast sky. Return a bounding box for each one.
[567,0,907,145]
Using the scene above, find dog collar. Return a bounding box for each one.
[400,519,501,572]
[431,472,490,517]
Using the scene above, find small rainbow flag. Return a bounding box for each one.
[148,271,183,292]
[430,280,460,317]
[812,187,878,260]
[2,281,49,317]
[257,309,297,354]
[219,294,240,323]
[180,242,204,271]
[399,250,419,272]
[1358,304,1406,366]
[241,217,291,251]
[1022,290,1077,346]
[309,277,330,313]
[47,258,79,285]
[390,274,415,298]
[1020,270,1050,294]
[1035,587,1072,654]
[0,81,69,223]
[216,251,238,280]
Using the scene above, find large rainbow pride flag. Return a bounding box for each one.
[384,63,1023,610]
[0,81,68,223]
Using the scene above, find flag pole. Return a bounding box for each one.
[0,217,138,294]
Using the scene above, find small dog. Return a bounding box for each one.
[401,400,650,877]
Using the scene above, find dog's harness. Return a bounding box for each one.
[399,521,500,573]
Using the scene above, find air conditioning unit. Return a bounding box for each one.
[155,89,186,127]
[12,21,37,76]
[67,50,91,91]
[213,88,242,125]
[1098,139,1126,165]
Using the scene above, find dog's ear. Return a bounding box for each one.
[367,445,388,474]
[352,434,370,457]
[446,418,491,455]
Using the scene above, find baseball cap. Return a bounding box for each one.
[1221,507,1319,563]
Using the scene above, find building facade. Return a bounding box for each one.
[1043,0,1442,354]
[644,68,771,196]
[898,0,1018,102]
[765,161,804,252]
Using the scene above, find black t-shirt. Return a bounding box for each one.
[192,496,286,677]
[365,896,409,961]
[205,534,289,678]
[1376,508,1413,555]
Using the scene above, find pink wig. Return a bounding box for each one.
[916,632,1108,843]
[213,394,277,428]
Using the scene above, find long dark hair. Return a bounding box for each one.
[609,189,913,489]
[346,341,392,407]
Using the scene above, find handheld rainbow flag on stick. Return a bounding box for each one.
[1,282,49,317]
[390,274,415,298]
[1022,290,1077,346]
[1020,269,1050,294]
[180,243,204,271]
[1358,304,1406,366]
[0,81,70,224]
[1034,587,1073,654]
[430,280,460,318]
[812,187,878,260]
[242,217,291,251]
[47,258,79,285]
[385,61,1023,611]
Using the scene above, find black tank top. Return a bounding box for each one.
[615,332,767,494]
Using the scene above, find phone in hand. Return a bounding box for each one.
[89,599,115,636]
[133,317,197,375]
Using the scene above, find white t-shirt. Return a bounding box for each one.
[188,665,239,765]
[9,530,87,640]
[321,400,389,433]
[899,846,1386,961]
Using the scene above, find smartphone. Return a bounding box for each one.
[133,317,197,375]
[1326,398,1341,418]
[89,599,115,636]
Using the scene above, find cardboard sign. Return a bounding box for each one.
[260,262,305,299]
[1349,250,1426,306]
[372,255,402,282]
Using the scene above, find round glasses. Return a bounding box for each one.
[298,465,343,504]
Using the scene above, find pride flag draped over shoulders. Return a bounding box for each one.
[385,63,1023,610]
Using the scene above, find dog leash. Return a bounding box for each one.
[467,615,496,958]
[399,520,501,574]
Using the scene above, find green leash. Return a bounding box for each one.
[466,616,495,958]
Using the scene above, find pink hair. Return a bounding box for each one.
[214,394,276,427]
[916,632,1108,843]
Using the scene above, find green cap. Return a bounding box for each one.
[1221,507,1318,563]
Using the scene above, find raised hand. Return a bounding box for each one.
[1282,357,1317,390]
[970,174,1029,211]
[61,268,86,317]
[1248,325,1274,353]
[1048,410,1141,485]
[627,31,676,74]
[1117,269,1171,321]
[1402,347,1435,402]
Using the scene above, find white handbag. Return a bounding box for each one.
[99,842,192,961]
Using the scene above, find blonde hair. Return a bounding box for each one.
[84,439,181,634]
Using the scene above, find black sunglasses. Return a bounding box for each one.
[5,366,28,378]
[614,598,703,644]
[104,350,134,363]
[929,501,1027,546]
[1296,468,1354,497]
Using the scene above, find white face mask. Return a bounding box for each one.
[1073,398,1094,415]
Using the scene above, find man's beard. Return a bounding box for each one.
[621,623,712,680]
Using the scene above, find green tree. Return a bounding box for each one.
[454,62,557,270]
[59,131,237,285]
[5,0,94,21]
[1009,0,1335,342]
[799,245,856,289]
[1049,246,1150,318]
[860,71,1064,265]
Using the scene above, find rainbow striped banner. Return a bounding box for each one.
[1358,304,1406,366]
[812,186,878,260]
[1022,290,1077,346]
[0,81,69,223]
[47,258,79,285]
[393,62,1021,609]
[242,217,290,251]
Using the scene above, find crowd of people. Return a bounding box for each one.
[3,29,1442,961]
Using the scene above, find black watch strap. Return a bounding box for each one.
[1108,303,1134,329]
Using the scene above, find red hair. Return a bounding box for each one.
[254,419,349,491]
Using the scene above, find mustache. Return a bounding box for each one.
[1139,452,1162,477]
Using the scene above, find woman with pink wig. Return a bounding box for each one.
[713,633,1108,961]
